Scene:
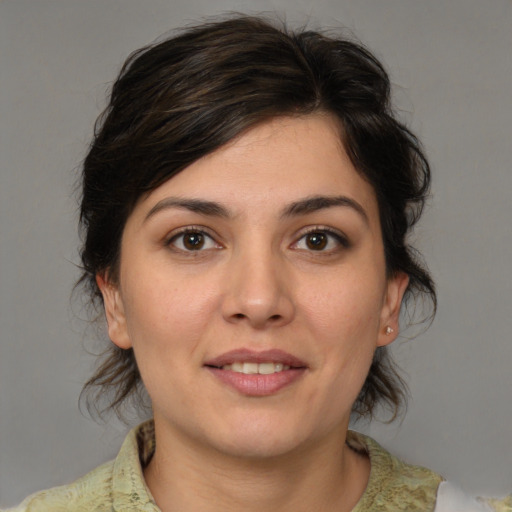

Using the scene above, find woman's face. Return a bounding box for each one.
[99,115,407,458]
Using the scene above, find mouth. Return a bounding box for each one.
[218,362,291,374]
[204,349,307,396]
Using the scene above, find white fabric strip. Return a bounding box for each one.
[434,481,494,512]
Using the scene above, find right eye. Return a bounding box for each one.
[291,227,350,253]
[167,229,221,252]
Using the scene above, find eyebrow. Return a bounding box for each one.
[281,195,369,224]
[144,194,368,224]
[145,197,230,221]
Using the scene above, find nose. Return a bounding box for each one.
[221,246,295,329]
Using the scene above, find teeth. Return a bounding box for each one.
[258,363,275,374]
[231,362,243,372]
[221,362,291,374]
[243,362,258,374]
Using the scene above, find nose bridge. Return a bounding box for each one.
[222,235,294,328]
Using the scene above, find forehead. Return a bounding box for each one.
[133,115,379,225]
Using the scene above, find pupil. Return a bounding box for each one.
[306,232,327,250]
[184,233,204,250]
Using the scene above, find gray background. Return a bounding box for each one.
[1,0,511,507]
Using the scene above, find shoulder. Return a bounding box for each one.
[3,421,158,512]
[349,431,443,511]
[348,431,511,512]
[485,495,512,512]
[434,482,512,512]
[2,460,115,512]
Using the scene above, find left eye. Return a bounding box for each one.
[169,230,220,251]
[293,230,347,252]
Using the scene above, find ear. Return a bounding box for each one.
[377,271,409,347]
[96,272,132,349]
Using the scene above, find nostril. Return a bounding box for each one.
[269,314,282,322]
[233,313,245,319]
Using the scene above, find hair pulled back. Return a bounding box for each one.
[79,15,435,420]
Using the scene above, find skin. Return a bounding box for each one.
[98,114,409,512]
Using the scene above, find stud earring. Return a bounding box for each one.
[385,326,394,335]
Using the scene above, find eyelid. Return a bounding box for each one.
[291,225,350,250]
[165,225,223,251]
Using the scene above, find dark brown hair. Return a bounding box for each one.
[79,15,435,420]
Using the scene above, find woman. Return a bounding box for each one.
[7,15,510,512]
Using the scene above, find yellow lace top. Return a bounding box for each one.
[5,421,510,511]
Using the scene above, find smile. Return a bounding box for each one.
[204,349,307,396]
[221,362,291,374]
[204,348,307,369]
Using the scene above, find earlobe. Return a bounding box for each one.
[96,273,132,349]
[377,271,409,347]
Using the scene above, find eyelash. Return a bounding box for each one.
[166,226,222,252]
[165,226,350,254]
[292,226,350,253]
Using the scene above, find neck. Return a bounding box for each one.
[144,420,370,512]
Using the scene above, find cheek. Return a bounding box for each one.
[120,272,223,408]
[293,276,383,433]
[121,269,221,358]
[299,269,384,345]
[297,267,385,398]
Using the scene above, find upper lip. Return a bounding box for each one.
[204,349,307,368]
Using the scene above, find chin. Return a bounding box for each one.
[202,414,317,460]
[214,433,304,460]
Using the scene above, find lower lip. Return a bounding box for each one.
[206,367,306,396]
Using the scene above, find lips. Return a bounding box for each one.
[204,349,307,396]
[204,348,307,369]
